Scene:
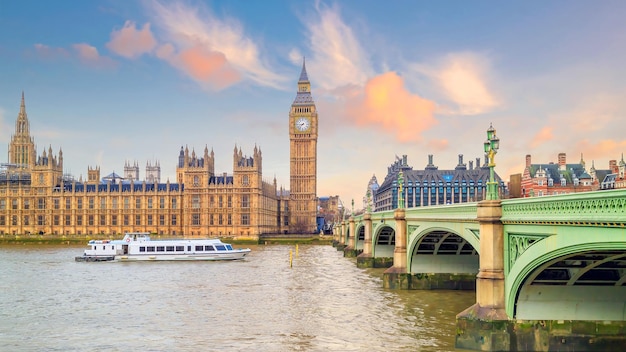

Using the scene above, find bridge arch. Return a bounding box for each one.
[355,224,365,250]
[372,224,395,257]
[506,226,626,320]
[407,226,479,274]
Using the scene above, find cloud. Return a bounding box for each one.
[576,139,626,166]
[33,43,70,59]
[413,52,498,115]
[72,43,116,68]
[426,138,449,151]
[300,2,372,90]
[106,21,157,58]
[148,0,285,89]
[530,126,554,148]
[341,72,437,142]
[177,46,241,89]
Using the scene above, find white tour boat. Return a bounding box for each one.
[75,232,251,262]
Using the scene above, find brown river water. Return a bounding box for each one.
[0,244,474,351]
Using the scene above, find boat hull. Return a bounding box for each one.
[115,250,250,261]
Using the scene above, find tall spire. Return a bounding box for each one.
[298,57,309,82]
[293,57,313,104]
[16,91,30,135]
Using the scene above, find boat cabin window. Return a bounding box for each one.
[175,246,184,252]
[205,245,215,251]
[195,245,203,251]
[147,246,155,252]
[157,246,165,252]
[166,246,174,252]
[139,247,146,252]
[226,244,233,250]
[215,245,226,251]
[187,246,191,251]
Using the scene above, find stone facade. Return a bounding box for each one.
[0,67,317,238]
[375,154,506,211]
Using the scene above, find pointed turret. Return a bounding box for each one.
[293,58,314,104]
[299,57,309,82]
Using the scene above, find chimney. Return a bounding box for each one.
[476,158,481,168]
[610,160,618,174]
[525,154,532,168]
[558,153,566,171]
[469,161,474,170]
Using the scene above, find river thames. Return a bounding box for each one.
[0,244,474,351]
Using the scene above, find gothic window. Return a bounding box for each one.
[192,195,200,209]
[192,214,200,226]
[89,197,95,209]
[65,198,71,210]
[242,195,249,208]
[135,215,141,226]
[242,175,249,185]
[171,214,177,225]
[227,196,232,208]
[241,213,249,225]
[77,215,83,226]
[135,198,141,209]
[147,215,153,226]
[172,198,177,209]
[159,197,165,209]
[147,198,153,209]
[100,215,105,226]
[24,200,29,209]
[123,197,129,209]
[88,215,94,226]
[100,198,106,209]
[38,198,45,209]
[193,176,199,186]
[112,215,117,226]
[65,215,70,226]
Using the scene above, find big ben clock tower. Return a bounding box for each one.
[289,59,318,233]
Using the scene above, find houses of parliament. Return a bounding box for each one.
[0,63,319,239]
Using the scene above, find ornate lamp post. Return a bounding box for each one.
[483,123,500,200]
[397,170,405,209]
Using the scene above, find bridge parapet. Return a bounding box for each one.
[501,189,626,226]
[404,202,478,221]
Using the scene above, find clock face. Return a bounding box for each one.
[295,117,310,132]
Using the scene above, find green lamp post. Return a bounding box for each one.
[397,170,405,209]
[483,123,500,200]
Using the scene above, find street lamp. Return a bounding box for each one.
[483,123,500,200]
[397,170,405,209]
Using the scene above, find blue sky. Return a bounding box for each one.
[1,0,626,209]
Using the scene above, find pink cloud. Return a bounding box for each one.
[33,43,70,59]
[72,43,116,68]
[530,126,553,148]
[343,72,437,142]
[106,21,157,59]
[426,138,449,151]
[576,139,626,163]
[176,46,241,89]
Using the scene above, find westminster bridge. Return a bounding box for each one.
[333,189,626,351]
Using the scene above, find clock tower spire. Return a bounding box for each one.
[289,59,318,233]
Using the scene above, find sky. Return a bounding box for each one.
[1,0,626,211]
